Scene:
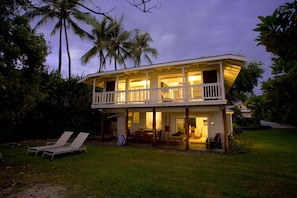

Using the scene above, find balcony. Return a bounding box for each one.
[91,83,227,108]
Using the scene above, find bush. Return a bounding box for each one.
[233,123,243,135]
[234,116,260,127]
[226,137,252,155]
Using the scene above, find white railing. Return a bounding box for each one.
[93,83,223,106]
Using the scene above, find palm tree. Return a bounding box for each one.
[81,16,134,72]
[131,30,158,67]
[81,17,113,72]
[105,16,134,70]
[25,0,91,78]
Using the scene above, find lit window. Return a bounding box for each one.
[146,112,162,129]
[133,112,140,123]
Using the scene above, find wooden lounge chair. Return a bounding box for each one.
[27,131,74,157]
[42,132,89,160]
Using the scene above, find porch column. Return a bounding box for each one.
[115,75,119,104]
[152,108,157,147]
[222,107,229,149]
[125,109,129,144]
[92,78,96,106]
[100,110,105,142]
[185,108,189,150]
[182,66,185,100]
[145,71,149,103]
[219,62,225,99]
[125,78,128,104]
[184,71,189,101]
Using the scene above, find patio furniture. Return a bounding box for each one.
[167,132,186,145]
[42,132,89,160]
[27,131,73,157]
[206,133,223,149]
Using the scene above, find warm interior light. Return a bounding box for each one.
[189,75,201,82]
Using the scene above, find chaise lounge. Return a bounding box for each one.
[27,131,73,157]
[42,132,89,160]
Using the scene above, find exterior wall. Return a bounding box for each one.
[114,107,227,147]
[117,116,125,138]
[207,110,225,145]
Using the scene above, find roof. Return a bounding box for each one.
[78,54,248,92]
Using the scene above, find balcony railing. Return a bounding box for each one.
[92,83,224,107]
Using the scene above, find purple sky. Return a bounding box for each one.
[33,0,288,94]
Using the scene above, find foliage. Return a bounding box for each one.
[13,72,102,140]
[81,16,158,72]
[0,0,48,140]
[25,0,92,78]
[228,61,264,103]
[261,72,297,125]
[132,29,159,67]
[105,16,135,70]
[232,105,260,128]
[245,95,266,121]
[26,1,159,76]
[254,1,297,62]
[232,123,243,135]
[1,129,297,197]
[227,136,252,155]
[254,1,297,126]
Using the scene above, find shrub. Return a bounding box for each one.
[226,137,252,155]
[233,123,243,135]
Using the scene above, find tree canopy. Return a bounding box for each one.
[228,61,264,103]
[254,0,297,125]
[25,0,160,76]
[0,0,48,120]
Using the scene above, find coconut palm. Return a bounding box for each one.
[81,17,113,72]
[105,16,135,70]
[132,30,158,67]
[25,0,91,78]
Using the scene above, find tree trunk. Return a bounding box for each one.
[58,19,63,73]
[64,19,71,79]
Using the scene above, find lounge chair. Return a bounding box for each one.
[42,132,89,160]
[27,131,74,157]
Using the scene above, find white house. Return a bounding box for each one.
[78,54,247,150]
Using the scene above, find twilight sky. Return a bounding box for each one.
[33,0,288,94]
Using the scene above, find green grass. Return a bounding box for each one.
[1,128,297,197]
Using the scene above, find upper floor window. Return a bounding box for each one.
[159,74,183,87]
[188,72,202,85]
[129,78,150,90]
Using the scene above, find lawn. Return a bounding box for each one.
[1,128,297,198]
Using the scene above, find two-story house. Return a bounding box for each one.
[78,54,247,150]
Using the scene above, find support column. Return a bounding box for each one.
[100,110,105,142]
[152,108,157,147]
[185,108,189,150]
[125,109,129,144]
[222,107,229,150]
[92,78,96,106]
[146,71,149,103]
[219,62,225,100]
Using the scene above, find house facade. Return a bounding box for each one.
[78,54,247,150]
